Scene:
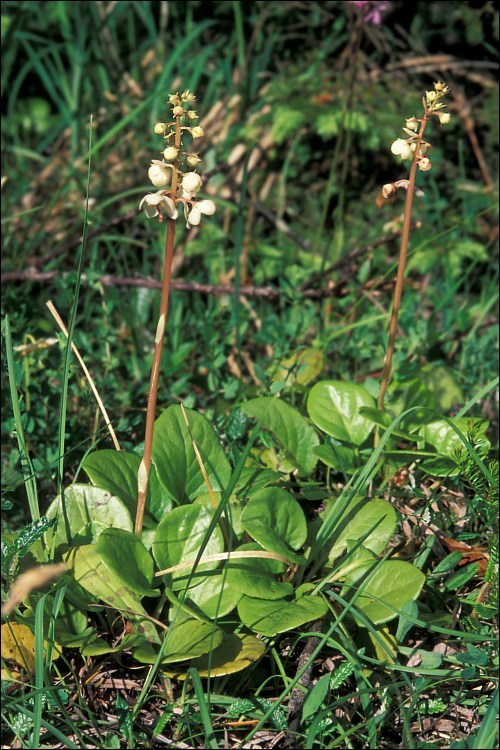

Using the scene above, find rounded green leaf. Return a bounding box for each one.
[45,484,133,553]
[133,620,223,664]
[348,560,426,625]
[238,593,328,636]
[152,505,224,589]
[64,545,160,643]
[240,488,307,563]
[420,418,489,458]
[225,543,293,600]
[95,528,158,598]
[242,397,319,475]
[314,443,358,473]
[83,449,172,523]
[162,633,265,678]
[151,405,231,502]
[327,497,397,560]
[178,572,242,618]
[307,381,375,445]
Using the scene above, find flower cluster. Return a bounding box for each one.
[389,82,450,173]
[139,90,215,228]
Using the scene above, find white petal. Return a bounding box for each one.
[162,196,178,220]
[198,199,216,216]
[187,206,201,226]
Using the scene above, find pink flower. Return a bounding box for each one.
[349,0,390,26]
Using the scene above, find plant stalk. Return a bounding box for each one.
[135,113,183,537]
[377,115,429,411]
[135,218,176,536]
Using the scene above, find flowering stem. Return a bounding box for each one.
[134,91,215,537]
[135,114,182,538]
[135,217,176,537]
[377,115,429,412]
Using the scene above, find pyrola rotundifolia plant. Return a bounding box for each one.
[377,82,451,412]
[136,91,215,536]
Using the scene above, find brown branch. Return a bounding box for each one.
[1,267,402,300]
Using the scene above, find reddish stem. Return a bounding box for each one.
[135,218,176,536]
[377,115,430,412]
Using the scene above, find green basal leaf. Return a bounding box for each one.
[83,449,171,523]
[95,528,159,598]
[161,633,265,678]
[237,592,328,636]
[307,381,375,445]
[133,619,223,664]
[345,560,426,626]
[240,487,307,564]
[242,397,319,475]
[172,570,242,619]
[152,504,224,590]
[324,496,397,560]
[314,443,358,473]
[225,543,293,600]
[45,484,133,555]
[64,545,160,644]
[151,405,231,502]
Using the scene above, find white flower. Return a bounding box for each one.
[148,160,173,188]
[391,138,412,160]
[197,199,216,216]
[181,171,203,198]
[139,192,178,220]
[418,157,432,172]
[184,199,216,228]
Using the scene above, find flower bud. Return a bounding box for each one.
[186,153,202,167]
[154,122,167,135]
[148,162,171,187]
[172,105,184,117]
[405,117,419,132]
[437,112,451,125]
[186,110,198,121]
[425,90,437,104]
[434,82,449,95]
[181,172,203,196]
[181,90,196,102]
[163,146,178,161]
[168,94,181,105]
[190,126,205,139]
